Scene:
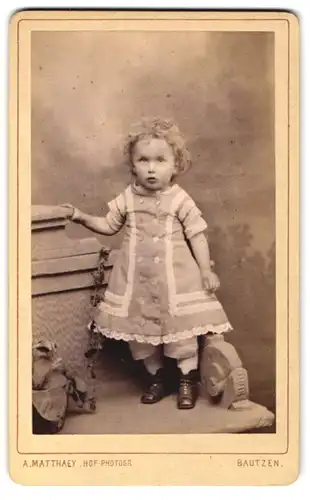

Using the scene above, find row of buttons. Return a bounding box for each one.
[137,256,160,264]
[137,234,161,243]
[139,277,159,285]
[139,236,160,241]
[138,297,159,304]
[139,198,161,207]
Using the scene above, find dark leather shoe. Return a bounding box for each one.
[177,371,198,410]
[141,370,166,404]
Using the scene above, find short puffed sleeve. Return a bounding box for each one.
[177,193,207,240]
[105,191,127,233]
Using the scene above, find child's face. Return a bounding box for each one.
[131,137,177,191]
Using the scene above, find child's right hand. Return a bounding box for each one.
[60,203,82,223]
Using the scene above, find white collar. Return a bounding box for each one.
[131,182,179,197]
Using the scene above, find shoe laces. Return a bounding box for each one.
[147,382,162,393]
[180,378,192,395]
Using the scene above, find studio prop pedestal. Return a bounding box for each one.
[32,205,274,434]
[32,205,104,377]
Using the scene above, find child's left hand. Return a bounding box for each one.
[202,270,220,293]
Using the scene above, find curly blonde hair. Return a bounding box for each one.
[124,117,191,175]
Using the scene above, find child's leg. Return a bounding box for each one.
[129,341,163,374]
[129,341,166,404]
[164,337,199,373]
[164,338,199,409]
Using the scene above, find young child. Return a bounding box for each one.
[64,118,232,409]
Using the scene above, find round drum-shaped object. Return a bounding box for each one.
[200,339,243,398]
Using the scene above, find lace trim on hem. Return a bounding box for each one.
[88,322,233,346]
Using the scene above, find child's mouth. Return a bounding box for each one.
[146,177,158,183]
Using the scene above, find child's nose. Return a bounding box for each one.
[148,162,156,173]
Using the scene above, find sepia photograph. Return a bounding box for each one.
[9,10,299,486]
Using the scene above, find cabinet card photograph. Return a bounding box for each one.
[9,10,299,486]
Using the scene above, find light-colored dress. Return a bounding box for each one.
[93,182,232,345]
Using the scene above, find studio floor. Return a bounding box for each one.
[61,378,275,435]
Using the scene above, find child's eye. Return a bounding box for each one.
[138,156,148,163]
[157,156,166,163]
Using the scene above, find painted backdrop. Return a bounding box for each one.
[32,31,275,413]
